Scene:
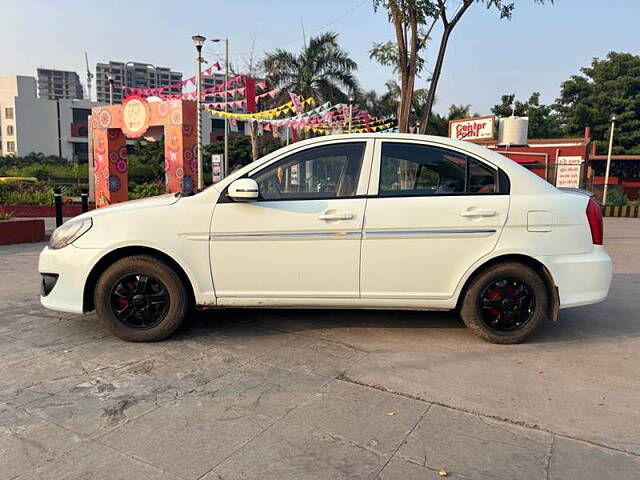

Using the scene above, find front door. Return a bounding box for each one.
[211,140,372,299]
[361,140,510,299]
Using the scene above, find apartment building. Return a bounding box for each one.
[95,61,182,103]
[36,68,84,100]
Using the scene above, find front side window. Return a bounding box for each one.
[379,143,497,196]
[4,107,13,120]
[6,125,14,136]
[252,142,365,200]
[7,141,15,153]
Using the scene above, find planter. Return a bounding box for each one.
[602,205,640,218]
[0,219,45,245]
[0,204,94,218]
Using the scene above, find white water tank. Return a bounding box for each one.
[498,116,528,146]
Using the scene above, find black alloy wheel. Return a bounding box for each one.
[478,278,535,332]
[110,274,170,329]
[459,262,549,344]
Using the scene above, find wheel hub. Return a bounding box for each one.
[110,274,170,329]
[479,278,535,332]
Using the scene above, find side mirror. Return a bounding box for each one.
[228,178,259,202]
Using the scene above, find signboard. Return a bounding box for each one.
[449,115,495,141]
[211,154,224,183]
[121,96,150,138]
[556,156,583,188]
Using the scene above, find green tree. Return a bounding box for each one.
[492,92,562,138]
[371,1,438,132]
[262,32,359,105]
[356,81,401,119]
[555,52,640,154]
[416,0,549,134]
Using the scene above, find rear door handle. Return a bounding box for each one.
[318,213,354,221]
[460,209,496,217]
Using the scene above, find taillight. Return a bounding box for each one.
[586,197,603,245]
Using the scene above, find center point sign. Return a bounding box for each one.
[449,115,495,141]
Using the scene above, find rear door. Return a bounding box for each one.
[360,139,510,299]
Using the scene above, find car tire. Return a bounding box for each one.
[94,255,189,342]
[460,262,548,344]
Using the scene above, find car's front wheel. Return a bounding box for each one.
[94,255,189,342]
[460,262,549,344]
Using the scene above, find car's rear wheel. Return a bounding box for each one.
[94,255,189,342]
[460,262,548,344]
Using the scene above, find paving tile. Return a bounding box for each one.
[0,404,81,480]
[23,362,165,437]
[398,405,552,480]
[174,316,295,360]
[100,395,270,479]
[284,379,428,455]
[377,457,450,479]
[195,360,330,420]
[549,436,640,480]
[63,335,173,369]
[204,421,385,480]
[0,335,53,367]
[16,440,180,480]
[259,335,367,377]
[4,314,106,350]
[22,344,241,438]
[0,351,103,407]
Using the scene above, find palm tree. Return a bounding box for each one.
[263,32,359,104]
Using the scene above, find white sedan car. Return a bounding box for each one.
[39,134,612,344]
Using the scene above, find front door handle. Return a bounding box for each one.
[460,209,496,218]
[318,212,354,221]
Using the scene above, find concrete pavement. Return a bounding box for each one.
[0,218,639,479]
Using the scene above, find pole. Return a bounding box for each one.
[603,116,616,205]
[348,101,353,134]
[224,38,229,178]
[196,44,204,190]
[108,78,113,105]
[81,189,89,213]
[54,187,63,227]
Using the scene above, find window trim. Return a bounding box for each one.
[370,139,509,198]
[218,140,374,204]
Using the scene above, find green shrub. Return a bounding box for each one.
[129,182,165,200]
[604,190,627,206]
[0,211,13,220]
[0,190,55,205]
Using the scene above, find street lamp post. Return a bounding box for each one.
[603,114,616,206]
[212,38,229,177]
[192,34,206,191]
[106,71,114,105]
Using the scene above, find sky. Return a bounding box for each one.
[1,0,638,115]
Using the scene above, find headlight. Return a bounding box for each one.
[48,218,93,250]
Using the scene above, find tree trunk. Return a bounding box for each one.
[418,26,451,134]
[249,122,259,161]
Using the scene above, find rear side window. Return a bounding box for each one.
[379,143,498,196]
[252,142,365,200]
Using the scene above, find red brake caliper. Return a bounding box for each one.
[486,288,502,319]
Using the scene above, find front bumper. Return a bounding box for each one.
[537,245,613,309]
[38,245,102,314]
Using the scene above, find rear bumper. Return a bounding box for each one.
[537,245,613,308]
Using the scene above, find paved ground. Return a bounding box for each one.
[1,218,639,480]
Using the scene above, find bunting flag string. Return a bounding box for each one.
[206,96,316,120]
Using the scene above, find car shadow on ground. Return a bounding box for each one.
[171,273,640,346]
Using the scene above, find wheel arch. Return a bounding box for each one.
[455,253,560,321]
[82,245,196,313]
